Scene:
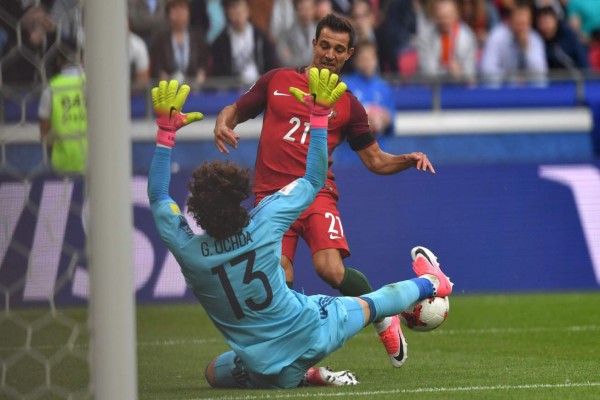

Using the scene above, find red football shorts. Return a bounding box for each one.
[255,191,350,263]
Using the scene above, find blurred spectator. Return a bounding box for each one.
[270,0,296,39]
[493,0,515,20]
[210,0,279,84]
[416,0,478,81]
[150,0,208,86]
[38,40,87,174]
[49,0,84,46]
[480,1,547,84]
[533,0,564,20]
[330,0,354,16]
[128,24,151,89]
[315,0,334,20]
[22,5,56,49]
[494,0,545,21]
[205,0,226,43]
[343,41,395,136]
[416,0,437,20]
[457,0,500,47]
[535,5,588,71]
[276,0,317,67]
[344,0,381,73]
[566,0,600,46]
[189,0,211,34]
[1,1,83,85]
[376,0,416,73]
[1,4,57,85]
[128,0,170,46]
[248,0,276,33]
[350,0,378,44]
[590,32,600,72]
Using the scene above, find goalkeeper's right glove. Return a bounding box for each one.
[151,80,204,148]
[289,68,347,128]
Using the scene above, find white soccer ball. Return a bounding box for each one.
[400,296,449,332]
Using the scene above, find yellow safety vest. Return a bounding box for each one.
[49,73,88,173]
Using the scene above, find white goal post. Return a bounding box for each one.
[85,0,138,398]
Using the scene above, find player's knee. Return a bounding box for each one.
[281,256,294,276]
[205,357,218,387]
[281,256,294,285]
[281,255,293,270]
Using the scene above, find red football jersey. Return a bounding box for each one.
[236,67,375,197]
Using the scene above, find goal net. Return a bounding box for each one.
[0,0,130,398]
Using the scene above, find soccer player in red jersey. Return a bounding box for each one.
[213,13,435,368]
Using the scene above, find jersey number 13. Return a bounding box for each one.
[211,250,274,319]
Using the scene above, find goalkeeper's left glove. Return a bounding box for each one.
[151,80,204,148]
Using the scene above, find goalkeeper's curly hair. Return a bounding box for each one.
[187,160,251,240]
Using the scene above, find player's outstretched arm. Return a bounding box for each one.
[356,142,436,175]
[148,81,203,254]
[289,68,346,190]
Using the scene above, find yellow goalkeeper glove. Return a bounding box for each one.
[289,68,347,126]
[151,80,204,148]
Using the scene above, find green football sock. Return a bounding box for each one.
[338,267,374,296]
[339,267,389,324]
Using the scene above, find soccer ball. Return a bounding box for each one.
[400,296,449,332]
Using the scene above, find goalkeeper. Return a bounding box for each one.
[148,69,453,389]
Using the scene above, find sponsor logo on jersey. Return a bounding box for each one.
[170,203,181,214]
[279,181,298,195]
[318,296,335,319]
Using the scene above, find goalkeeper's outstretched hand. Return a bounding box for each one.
[152,80,204,148]
[289,68,347,118]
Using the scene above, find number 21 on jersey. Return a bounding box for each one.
[283,117,310,144]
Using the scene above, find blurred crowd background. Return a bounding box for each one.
[2,0,599,87]
[1,0,600,140]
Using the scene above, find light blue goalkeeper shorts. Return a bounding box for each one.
[209,296,365,389]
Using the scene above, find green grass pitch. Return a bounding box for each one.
[136,292,600,400]
[2,292,600,399]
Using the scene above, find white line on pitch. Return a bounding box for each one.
[138,338,222,347]
[422,324,599,335]
[0,338,222,352]
[1,325,598,352]
[354,324,600,337]
[187,381,600,400]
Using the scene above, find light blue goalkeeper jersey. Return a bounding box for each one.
[148,126,329,375]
